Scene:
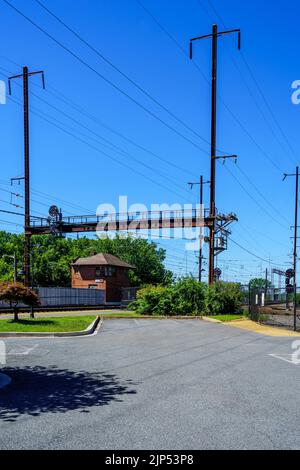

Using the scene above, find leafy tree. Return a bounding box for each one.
[0,231,172,288]
[249,278,272,290]
[0,283,39,321]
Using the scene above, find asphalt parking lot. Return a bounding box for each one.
[0,319,300,450]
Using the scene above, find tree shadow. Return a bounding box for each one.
[0,366,137,422]
[8,320,56,326]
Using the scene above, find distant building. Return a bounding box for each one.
[71,253,135,303]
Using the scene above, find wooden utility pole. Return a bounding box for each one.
[190,25,241,284]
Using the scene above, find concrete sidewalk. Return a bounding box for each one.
[226,319,300,337]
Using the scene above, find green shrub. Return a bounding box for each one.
[132,278,206,316]
[169,278,206,315]
[132,285,171,316]
[205,282,243,316]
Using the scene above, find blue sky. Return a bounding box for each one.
[0,0,299,283]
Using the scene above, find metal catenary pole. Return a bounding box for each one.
[283,166,299,331]
[188,177,210,282]
[293,167,299,332]
[8,67,45,287]
[199,175,204,283]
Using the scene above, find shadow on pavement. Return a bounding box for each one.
[0,366,137,422]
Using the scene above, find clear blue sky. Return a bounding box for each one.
[0,0,299,283]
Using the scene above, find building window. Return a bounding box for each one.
[104,266,116,277]
[95,267,101,280]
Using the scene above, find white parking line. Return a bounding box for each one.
[8,344,39,356]
[269,353,299,365]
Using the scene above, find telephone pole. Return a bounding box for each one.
[3,252,17,283]
[8,67,45,287]
[189,176,210,282]
[190,24,241,284]
[283,166,299,332]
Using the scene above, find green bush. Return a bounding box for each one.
[132,285,171,316]
[169,278,206,315]
[132,278,206,316]
[205,282,243,316]
[132,279,243,316]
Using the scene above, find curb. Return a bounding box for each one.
[101,316,203,320]
[202,316,222,324]
[0,316,101,339]
[0,373,11,389]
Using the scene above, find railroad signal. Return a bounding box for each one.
[286,269,295,279]
[286,283,294,295]
[214,267,222,281]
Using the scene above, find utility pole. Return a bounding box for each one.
[190,25,241,285]
[13,252,17,284]
[283,166,299,332]
[189,176,210,282]
[264,268,268,298]
[8,67,45,287]
[3,252,17,283]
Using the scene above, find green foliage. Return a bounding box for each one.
[249,278,272,290]
[132,278,207,316]
[209,315,244,322]
[133,285,171,315]
[169,278,207,315]
[205,282,243,316]
[0,231,172,288]
[294,293,300,307]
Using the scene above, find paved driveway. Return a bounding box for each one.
[0,319,299,450]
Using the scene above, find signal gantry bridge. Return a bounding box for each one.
[27,209,237,245]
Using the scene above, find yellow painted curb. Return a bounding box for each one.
[226,319,300,337]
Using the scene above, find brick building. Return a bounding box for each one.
[71,253,135,303]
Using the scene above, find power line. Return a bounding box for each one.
[42,84,198,178]
[202,0,297,165]
[137,0,284,174]
[0,61,199,182]
[33,0,226,152]
[7,94,195,202]
[2,0,213,156]
[234,164,290,224]
[1,64,195,203]
[0,187,23,198]
[222,163,289,228]
[229,237,288,266]
[0,208,24,217]
[135,0,293,261]
[0,218,23,227]
[25,87,195,200]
